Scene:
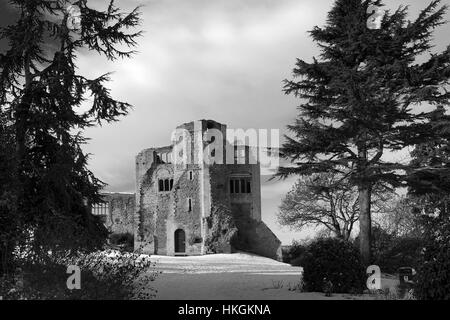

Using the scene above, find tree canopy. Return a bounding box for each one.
[0,0,142,271]
[279,0,450,264]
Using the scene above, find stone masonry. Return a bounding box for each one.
[97,120,282,260]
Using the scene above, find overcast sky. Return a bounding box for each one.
[1,0,449,244]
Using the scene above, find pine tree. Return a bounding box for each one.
[0,99,18,275]
[407,106,450,300]
[0,0,141,262]
[408,106,450,196]
[279,0,450,264]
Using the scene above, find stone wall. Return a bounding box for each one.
[100,193,135,235]
[209,164,281,260]
[132,120,281,260]
[135,161,204,255]
[169,164,203,255]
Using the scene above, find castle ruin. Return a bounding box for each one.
[95,120,281,260]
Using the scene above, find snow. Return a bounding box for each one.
[138,253,400,300]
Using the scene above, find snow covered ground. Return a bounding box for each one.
[140,253,400,300]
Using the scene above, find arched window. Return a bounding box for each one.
[158,178,174,192]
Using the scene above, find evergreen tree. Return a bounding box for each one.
[0,0,141,264]
[407,106,450,300]
[0,100,18,275]
[279,0,450,264]
[408,106,450,195]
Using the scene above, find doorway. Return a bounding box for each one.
[174,229,186,253]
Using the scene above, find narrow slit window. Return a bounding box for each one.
[170,179,174,190]
[159,180,164,192]
[234,180,240,194]
[230,180,234,193]
[188,198,192,212]
[164,179,170,191]
[189,171,193,181]
[246,180,251,194]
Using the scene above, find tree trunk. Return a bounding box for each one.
[358,184,372,266]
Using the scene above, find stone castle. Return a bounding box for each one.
[94,120,281,260]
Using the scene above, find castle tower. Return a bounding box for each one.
[133,120,281,260]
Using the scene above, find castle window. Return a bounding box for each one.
[158,179,173,192]
[164,179,170,191]
[189,171,193,181]
[188,198,192,212]
[240,179,246,193]
[92,202,109,216]
[230,177,251,194]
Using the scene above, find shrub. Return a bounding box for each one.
[282,240,308,266]
[301,238,366,294]
[110,233,134,252]
[374,237,423,273]
[355,226,424,273]
[370,227,423,273]
[0,249,160,300]
[415,215,450,300]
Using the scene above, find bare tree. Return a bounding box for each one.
[278,173,359,241]
[278,172,392,241]
[373,196,424,238]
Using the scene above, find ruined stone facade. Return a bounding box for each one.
[93,193,135,235]
[99,120,282,260]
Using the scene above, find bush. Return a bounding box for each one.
[354,226,424,274]
[110,233,134,252]
[282,240,307,266]
[369,226,423,273]
[0,249,160,300]
[374,237,423,273]
[301,238,366,294]
[415,215,450,300]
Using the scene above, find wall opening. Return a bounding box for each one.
[92,202,109,223]
[230,177,251,194]
[174,229,186,253]
[158,178,174,192]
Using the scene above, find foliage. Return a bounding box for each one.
[278,0,450,264]
[301,238,366,293]
[406,105,450,300]
[370,226,423,273]
[0,107,18,276]
[204,204,238,253]
[0,250,159,300]
[109,233,134,252]
[414,211,450,300]
[282,240,308,266]
[352,225,423,273]
[0,0,141,270]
